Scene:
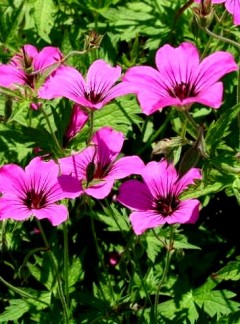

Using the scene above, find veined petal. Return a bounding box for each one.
[59,147,95,179]
[38,66,90,106]
[108,156,145,179]
[141,160,178,200]
[100,82,137,107]
[167,199,200,224]
[0,64,26,87]
[0,163,28,196]
[117,180,153,211]
[58,175,83,198]
[0,198,31,221]
[93,127,124,166]
[155,43,200,86]
[33,204,68,226]
[195,82,223,108]
[25,157,60,193]
[174,168,201,196]
[130,210,166,235]
[33,46,62,72]
[225,0,240,25]
[86,59,121,95]
[85,179,114,199]
[194,51,238,92]
[64,104,89,142]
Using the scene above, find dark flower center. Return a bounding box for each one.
[85,90,102,104]
[155,195,180,217]
[24,189,47,209]
[86,161,109,184]
[169,82,196,101]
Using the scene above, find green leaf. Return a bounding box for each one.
[214,261,240,281]
[145,236,162,263]
[0,299,29,322]
[205,103,240,153]
[33,0,56,42]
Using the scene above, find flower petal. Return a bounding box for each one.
[167,199,200,224]
[38,66,90,106]
[194,51,238,93]
[117,179,153,211]
[0,198,31,221]
[225,0,240,25]
[108,156,145,179]
[155,42,200,86]
[93,127,124,166]
[141,160,178,200]
[86,59,121,96]
[58,175,83,198]
[85,179,114,199]
[130,210,166,235]
[33,46,62,72]
[33,204,68,226]
[174,168,201,196]
[0,65,26,87]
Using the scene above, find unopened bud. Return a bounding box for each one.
[192,0,214,28]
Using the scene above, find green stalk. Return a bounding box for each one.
[154,226,175,323]
[63,221,69,308]
[87,110,94,145]
[203,27,240,50]
[0,275,49,306]
[36,220,69,323]
[40,106,63,156]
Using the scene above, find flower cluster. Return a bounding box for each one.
[0,39,237,234]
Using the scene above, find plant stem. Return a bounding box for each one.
[154,226,175,323]
[36,220,69,323]
[203,27,240,50]
[87,110,94,145]
[40,106,63,155]
[0,275,49,306]
[63,221,69,308]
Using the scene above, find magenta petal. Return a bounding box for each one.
[155,43,200,86]
[117,180,153,211]
[0,163,27,194]
[0,65,26,87]
[175,168,201,196]
[141,160,178,199]
[64,104,89,141]
[108,156,145,179]
[86,59,121,95]
[38,66,90,106]
[25,157,60,192]
[93,127,124,164]
[59,147,95,179]
[195,51,238,92]
[0,198,31,221]
[33,204,68,226]
[33,46,62,71]
[225,0,240,25]
[129,210,165,235]
[85,179,114,199]
[167,199,200,224]
[58,175,83,198]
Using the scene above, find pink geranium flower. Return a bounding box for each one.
[123,42,238,115]
[0,44,63,108]
[0,44,62,89]
[39,59,132,110]
[59,127,145,199]
[117,160,202,235]
[63,104,89,146]
[194,0,240,25]
[0,157,82,226]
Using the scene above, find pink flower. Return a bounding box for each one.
[63,104,89,146]
[117,160,202,235]
[59,127,145,199]
[39,59,132,110]
[0,157,82,226]
[194,0,240,25]
[0,44,63,89]
[123,42,238,115]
